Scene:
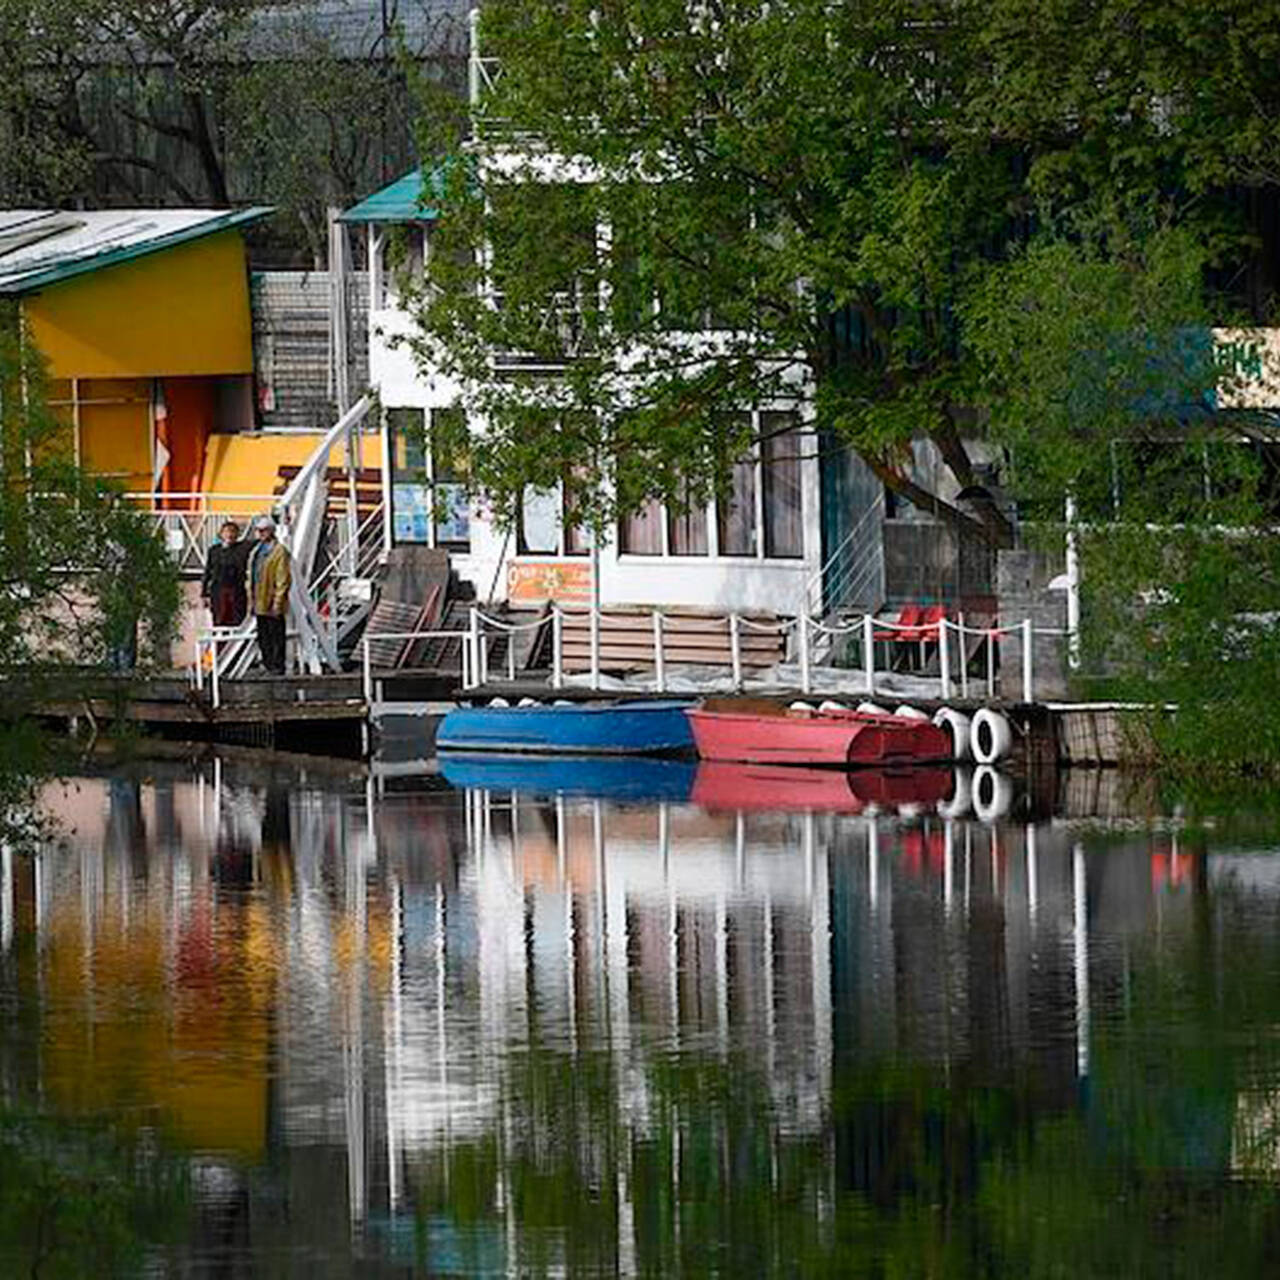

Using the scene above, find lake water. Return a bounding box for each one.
[4,753,1280,1276]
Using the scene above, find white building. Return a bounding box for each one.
[341,170,825,618]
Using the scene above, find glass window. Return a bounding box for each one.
[761,412,804,558]
[715,413,756,557]
[430,407,470,549]
[619,497,663,554]
[388,407,430,544]
[667,487,709,556]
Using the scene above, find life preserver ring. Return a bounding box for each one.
[893,704,930,721]
[933,708,973,761]
[970,708,1013,763]
[972,765,1014,822]
[857,701,888,717]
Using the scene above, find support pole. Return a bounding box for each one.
[798,612,812,695]
[938,617,950,701]
[729,614,742,690]
[590,539,602,690]
[863,613,875,696]
[957,612,969,700]
[1022,617,1033,703]
[552,607,563,689]
[1065,494,1081,671]
[652,610,665,692]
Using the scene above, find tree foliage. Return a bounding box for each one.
[0,305,182,695]
[410,0,1278,547]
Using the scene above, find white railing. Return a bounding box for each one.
[454,606,1068,704]
[193,624,306,710]
[125,492,280,573]
[803,494,885,620]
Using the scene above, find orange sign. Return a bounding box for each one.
[507,559,594,604]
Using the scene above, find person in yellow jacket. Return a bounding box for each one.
[247,515,292,674]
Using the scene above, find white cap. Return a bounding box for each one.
[253,514,276,531]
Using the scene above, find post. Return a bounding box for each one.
[195,636,204,693]
[211,634,221,711]
[589,606,601,690]
[938,617,950,701]
[987,625,996,699]
[552,607,563,689]
[729,614,742,690]
[362,636,373,708]
[862,613,874,696]
[652,610,665,692]
[1021,617,1033,703]
[798,611,812,695]
[469,607,483,688]
[957,612,969,699]
[1065,494,1081,671]
[507,624,517,682]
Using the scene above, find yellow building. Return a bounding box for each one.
[0,207,270,498]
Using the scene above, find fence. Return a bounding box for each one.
[450,607,1070,704]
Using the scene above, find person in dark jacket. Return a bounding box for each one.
[202,521,251,627]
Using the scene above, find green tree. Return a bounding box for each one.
[0,304,182,697]
[409,0,1277,549]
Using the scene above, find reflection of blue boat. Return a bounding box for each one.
[437,699,695,756]
[440,753,697,803]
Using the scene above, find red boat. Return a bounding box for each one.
[691,761,954,813]
[687,698,952,767]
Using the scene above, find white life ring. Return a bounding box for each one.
[789,700,815,713]
[933,708,973,761]
[893,704,930,721]
[819,699,846,713]
[972,765,1014,823]
[517,697,541,708]
[489,696,510,708]
[937,767,972,819]
[857,701,888,717]
[970,707,1013,763]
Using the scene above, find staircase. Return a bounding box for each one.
[215,397,377,678]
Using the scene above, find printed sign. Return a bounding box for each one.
[507,559,594,604]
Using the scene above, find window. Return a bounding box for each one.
[716,413,757,557]
[619,497,664,554]
[388,406,470,550]
[761,412,803,558]
[667,485,709,556]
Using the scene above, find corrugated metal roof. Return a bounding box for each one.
[340,170,442,224]
[0,207,272,295]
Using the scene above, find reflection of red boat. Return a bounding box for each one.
[687,698,952,766]
[691,761,954,814]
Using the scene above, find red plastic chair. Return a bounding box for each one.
[913,604,946,645]
[874,603,921,642]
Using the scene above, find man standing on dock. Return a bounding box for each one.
[248,515,291,675]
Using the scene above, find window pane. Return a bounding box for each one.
[619,498,663,554]
[389,407,427,475]
[762,412,803,559]
[717,456,756,556]
[563,471,591,555]
[667,489,708,556]
[519,487,560,553]
[429,407,469,548]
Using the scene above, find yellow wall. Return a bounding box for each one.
[23,231,254,381]
[201,429,385,511]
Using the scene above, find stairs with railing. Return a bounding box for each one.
[802,494,886,663]
[214,396,376,678]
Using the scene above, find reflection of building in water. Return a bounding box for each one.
[7,761,1277,1271]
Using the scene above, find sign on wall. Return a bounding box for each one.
[507,560,594,604]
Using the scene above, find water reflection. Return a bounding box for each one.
[3,756,1280,1274]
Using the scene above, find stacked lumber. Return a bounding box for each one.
[558,608,786,674]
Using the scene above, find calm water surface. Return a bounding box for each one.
[4,754,1280,1276]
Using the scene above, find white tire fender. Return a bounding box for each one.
[933,708,973,761]
[972,765,1014,823]
[970,707,1013,763]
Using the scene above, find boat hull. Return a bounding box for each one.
[440,753,696,802]
[688,705,952,766]
[691,762,954,813]
[437,699,695,756]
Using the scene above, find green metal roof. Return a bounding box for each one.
[339,170,443,224]
[0,206,273,295]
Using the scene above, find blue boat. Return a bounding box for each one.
[439,753,697,803]
[436,699,695,756]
